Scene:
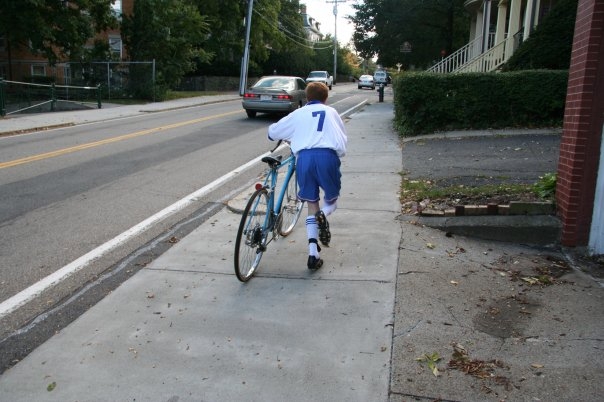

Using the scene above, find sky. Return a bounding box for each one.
[302,0,360,47]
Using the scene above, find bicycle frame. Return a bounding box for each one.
[256,151,297,238]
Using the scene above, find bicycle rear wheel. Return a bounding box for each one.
[234,188,270,282]
[278,170,305,236]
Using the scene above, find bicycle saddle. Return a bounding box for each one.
[261,155,283,168]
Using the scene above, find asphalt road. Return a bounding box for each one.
[402,133,561,187]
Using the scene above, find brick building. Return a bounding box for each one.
[0,0,132,84]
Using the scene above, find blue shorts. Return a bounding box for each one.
[296,148,342,203]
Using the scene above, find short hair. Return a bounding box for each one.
[306,82,329,103]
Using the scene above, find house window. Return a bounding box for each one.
[32,65,46,76]
[64,65,72,85]
[112,0,122,19]
[109,36,122,59]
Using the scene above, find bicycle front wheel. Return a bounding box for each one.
[278,170,305,236]
[234,188,270,282]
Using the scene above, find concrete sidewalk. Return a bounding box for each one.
[0,93,241,135]
[0,97,402,400]
[1,93,603,401]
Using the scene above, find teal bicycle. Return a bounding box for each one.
[234,141,305,282]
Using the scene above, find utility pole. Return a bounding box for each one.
[239,0,254,96]
[326,0,347,86]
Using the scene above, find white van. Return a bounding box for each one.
[373,70,388,86]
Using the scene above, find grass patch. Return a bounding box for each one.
[400,178,537,203]
[164,90,226,100]
[101,90,233,106]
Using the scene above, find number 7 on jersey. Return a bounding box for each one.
[312,111,326,132]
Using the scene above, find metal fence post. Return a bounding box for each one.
[0,79,5,117]
[97,84,102,108]
[50,83,56,111]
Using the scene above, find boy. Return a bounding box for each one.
[267,82,348,270]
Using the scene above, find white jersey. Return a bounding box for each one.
[268,101,347,157]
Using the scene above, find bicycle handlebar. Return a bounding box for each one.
[271,140,283,153]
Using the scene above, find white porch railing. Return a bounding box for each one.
[426,36,483,73]
[456,38,507,72]
[427,33,512,74]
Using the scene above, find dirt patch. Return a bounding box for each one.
[474,295,539,338]
[473,254,573,338]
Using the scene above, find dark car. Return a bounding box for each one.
[242,76,307,118]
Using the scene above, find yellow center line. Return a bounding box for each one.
[0,110,242,170]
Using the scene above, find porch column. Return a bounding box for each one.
[495,1,508,45]
[505,0,522,61]
[481,0,492,52]
[475,4,485,57]
[523,0,537,40]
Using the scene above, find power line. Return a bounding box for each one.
[252,8,333,50]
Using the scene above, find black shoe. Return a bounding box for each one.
[315,211,331,246]
[307,255,323,270]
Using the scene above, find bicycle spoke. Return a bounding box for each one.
[234,189,270,282]
[278,169,305,236]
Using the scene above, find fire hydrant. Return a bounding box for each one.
[377,83,385,102]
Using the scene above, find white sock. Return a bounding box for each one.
[322,201,337,216]
[306,216,319,257]
[308,242,319,258]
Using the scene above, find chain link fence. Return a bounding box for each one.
[0,79,101,116]
[0,61,156,116]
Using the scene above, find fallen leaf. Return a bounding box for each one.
[531,363,544,368]
[416,352,442,377]
[426,243,435,249]
[522,277,540,285]
[47,382,56,392]
[450,280,459,285]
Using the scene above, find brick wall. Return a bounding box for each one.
[556,0,604,246]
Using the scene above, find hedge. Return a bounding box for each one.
[393,70,568,136]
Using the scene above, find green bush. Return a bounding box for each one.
[393,70,568,136]
[533,173,557,199]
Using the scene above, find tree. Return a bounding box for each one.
[502,0,578,71]
[121,0,212,98]
[0,0,117,79]
[349,0,468,69]
[190,0,247,76]
[263,0,316,76]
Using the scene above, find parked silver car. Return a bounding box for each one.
[242,76,307,118]
[358,74,375,90]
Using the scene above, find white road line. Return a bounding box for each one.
[0,102,367,319]
[0,153,270,319]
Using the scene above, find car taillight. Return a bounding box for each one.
[275,94,292,100]
[244,93,259,98]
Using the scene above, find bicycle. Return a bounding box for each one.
[234,140,305,282]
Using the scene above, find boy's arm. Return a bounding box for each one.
[268,114,294,141]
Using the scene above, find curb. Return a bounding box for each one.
[411,214,562,246]
[419,201,556,217]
